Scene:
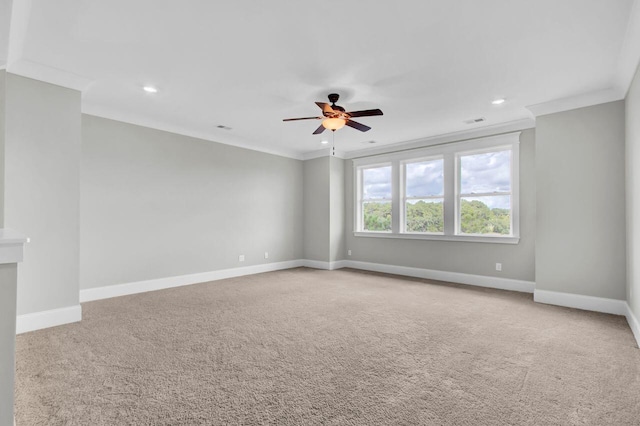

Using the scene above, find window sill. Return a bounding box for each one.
[353,232,520,244]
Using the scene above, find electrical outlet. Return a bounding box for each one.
[239,255,245,262]
[264,252,269,259]
[348,250,352,256]
[495,263,502,271]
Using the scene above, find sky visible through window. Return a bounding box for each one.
[406,159,443,197]
[460,150,511,209]
[363,166,392,199]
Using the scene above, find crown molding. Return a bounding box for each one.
[525,88,625,118]
[7,59,93,91]
[616,0,640,97]
[82,103,305,160]
[343,117,535,160]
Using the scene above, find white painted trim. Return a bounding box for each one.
[615,0,640,97]
[533,290,627,316]
[353,231,520,244]
[16,304,82,334]
[341,260,535,293]
[80,260,305,302]
[81,108,305,161]
[343,118,534,160]
[526,88,624,117]
[8,60,93,92]
[330,260,348,270]
[299,259,331,270]
[626,303,640,348]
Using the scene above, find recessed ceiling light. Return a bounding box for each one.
[143,86,158,93]
[492,98,505,105]
[321,140,329,145]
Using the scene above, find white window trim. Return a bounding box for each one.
[352,132,520,244]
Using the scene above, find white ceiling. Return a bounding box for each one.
[2,0,640,159]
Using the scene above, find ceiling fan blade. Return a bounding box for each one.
[346,108,383,118]
[345,120,371,132]
[315,102,335,115]
[283,116,322,121]
[312,124,326,135]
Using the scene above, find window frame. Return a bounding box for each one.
[353,132,520,244]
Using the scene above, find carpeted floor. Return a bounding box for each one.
[15,268,640,425]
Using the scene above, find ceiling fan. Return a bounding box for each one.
[283,93,383,134]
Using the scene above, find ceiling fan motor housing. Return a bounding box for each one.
[327,93,345,113]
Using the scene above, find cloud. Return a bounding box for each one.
[405,159,444,197]
[363,166,392,199]
[460,150,511,194]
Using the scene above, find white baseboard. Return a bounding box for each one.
[330,260,348,270]
[16,304,82,335]
[300,259,331,270]
[301,259,347,271]
[626,303,640,348]
[80,260,306,303]
[340,260,535,293]
[533,289,627,316]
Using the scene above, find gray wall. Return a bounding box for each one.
[80,115,303,289]
[329,157,345,262]
[627,65,640,318]
[0,264,17,426]
[303,156,330,262]
[4,74,81,315]
[536,101,626,300]
[0,70,5,227]
[344,130,536,281]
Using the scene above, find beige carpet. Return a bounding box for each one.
[15,268,640,425]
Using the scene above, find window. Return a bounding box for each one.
[353,132,520,244]
[402,157,444,234]
[359,164,392,232]
[458,149,512,236]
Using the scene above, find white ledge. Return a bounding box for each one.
[353,231,519,244]
[0,229,29,264]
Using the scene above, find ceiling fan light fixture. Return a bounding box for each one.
[322,117,346,131]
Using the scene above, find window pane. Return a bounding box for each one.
[363,166,392,199]
[405,199,444,233]
[460,196,511,235]
[405,159,444,197]
[363,201,392,232]
[460,150,511,194]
